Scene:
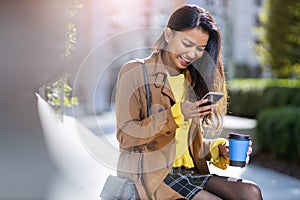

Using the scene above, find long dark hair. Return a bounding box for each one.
[153,4,227,129]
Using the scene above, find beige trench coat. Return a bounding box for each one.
[116,51,214,199]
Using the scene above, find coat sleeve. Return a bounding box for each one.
[201,138,213,160]
[115,61,178,149]
[192,125,213,161]
[191,124,227,174]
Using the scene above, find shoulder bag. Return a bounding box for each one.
[100,61,151,200]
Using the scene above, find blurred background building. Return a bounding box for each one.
[73,0,263,114]
[0,0,264,199]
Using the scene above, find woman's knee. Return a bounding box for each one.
[242,183,262,200]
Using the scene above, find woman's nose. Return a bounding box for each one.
[187,47,197,60]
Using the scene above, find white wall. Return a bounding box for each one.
[229,0,258,67]
[74,0,175,114]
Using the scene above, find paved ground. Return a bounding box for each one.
[2,96,299,200]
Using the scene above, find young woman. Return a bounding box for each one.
[115,4,263,200]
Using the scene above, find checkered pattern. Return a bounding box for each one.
[163,172,213,199]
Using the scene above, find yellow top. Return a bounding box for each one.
[168,74,194,168]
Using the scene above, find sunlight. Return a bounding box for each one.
[106,0,148,28]
[36,94,116,199]
[209,163,245,178]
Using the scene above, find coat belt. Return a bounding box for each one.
[170,166,198,174]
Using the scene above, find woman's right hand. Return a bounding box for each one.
[181,99,215,121]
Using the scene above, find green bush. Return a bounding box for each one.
[227,79,300,118]
[264,87,300,108]
[257,107,300,162]
[255,0,300,78]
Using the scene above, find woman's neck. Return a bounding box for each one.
[161,50,183,76]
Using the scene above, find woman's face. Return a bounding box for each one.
[164,27,209,72]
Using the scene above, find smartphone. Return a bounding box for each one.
[200,92,224,106]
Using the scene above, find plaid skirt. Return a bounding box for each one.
[163,167,214,199]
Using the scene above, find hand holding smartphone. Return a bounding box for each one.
[181,92,224,120]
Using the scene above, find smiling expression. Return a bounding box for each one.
[162,27,209,74]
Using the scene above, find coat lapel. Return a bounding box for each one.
[154,73,176,103]
[145,51,176,103]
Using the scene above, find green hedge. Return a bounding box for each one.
[256,107,300,162]
[227,79,300,118]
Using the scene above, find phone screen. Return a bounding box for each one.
[201,92,224,106]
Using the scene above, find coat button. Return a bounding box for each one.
[148,141,158,150]
[165,131,172,135]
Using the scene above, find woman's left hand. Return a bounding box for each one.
[218,142,229,158]
[218,140,253,165]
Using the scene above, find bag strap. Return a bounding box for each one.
[141,61,152,117]
[138,60,152,200]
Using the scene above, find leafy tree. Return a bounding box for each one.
[255,0,300,78]
[46,0,82,116]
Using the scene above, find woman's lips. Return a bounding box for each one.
[179,56,191,66]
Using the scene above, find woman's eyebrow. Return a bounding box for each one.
[183,38,194,44]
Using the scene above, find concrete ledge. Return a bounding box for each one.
[223,115,257,130]
[222,115,257,136]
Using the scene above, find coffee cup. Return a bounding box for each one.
[228,133,250,167]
